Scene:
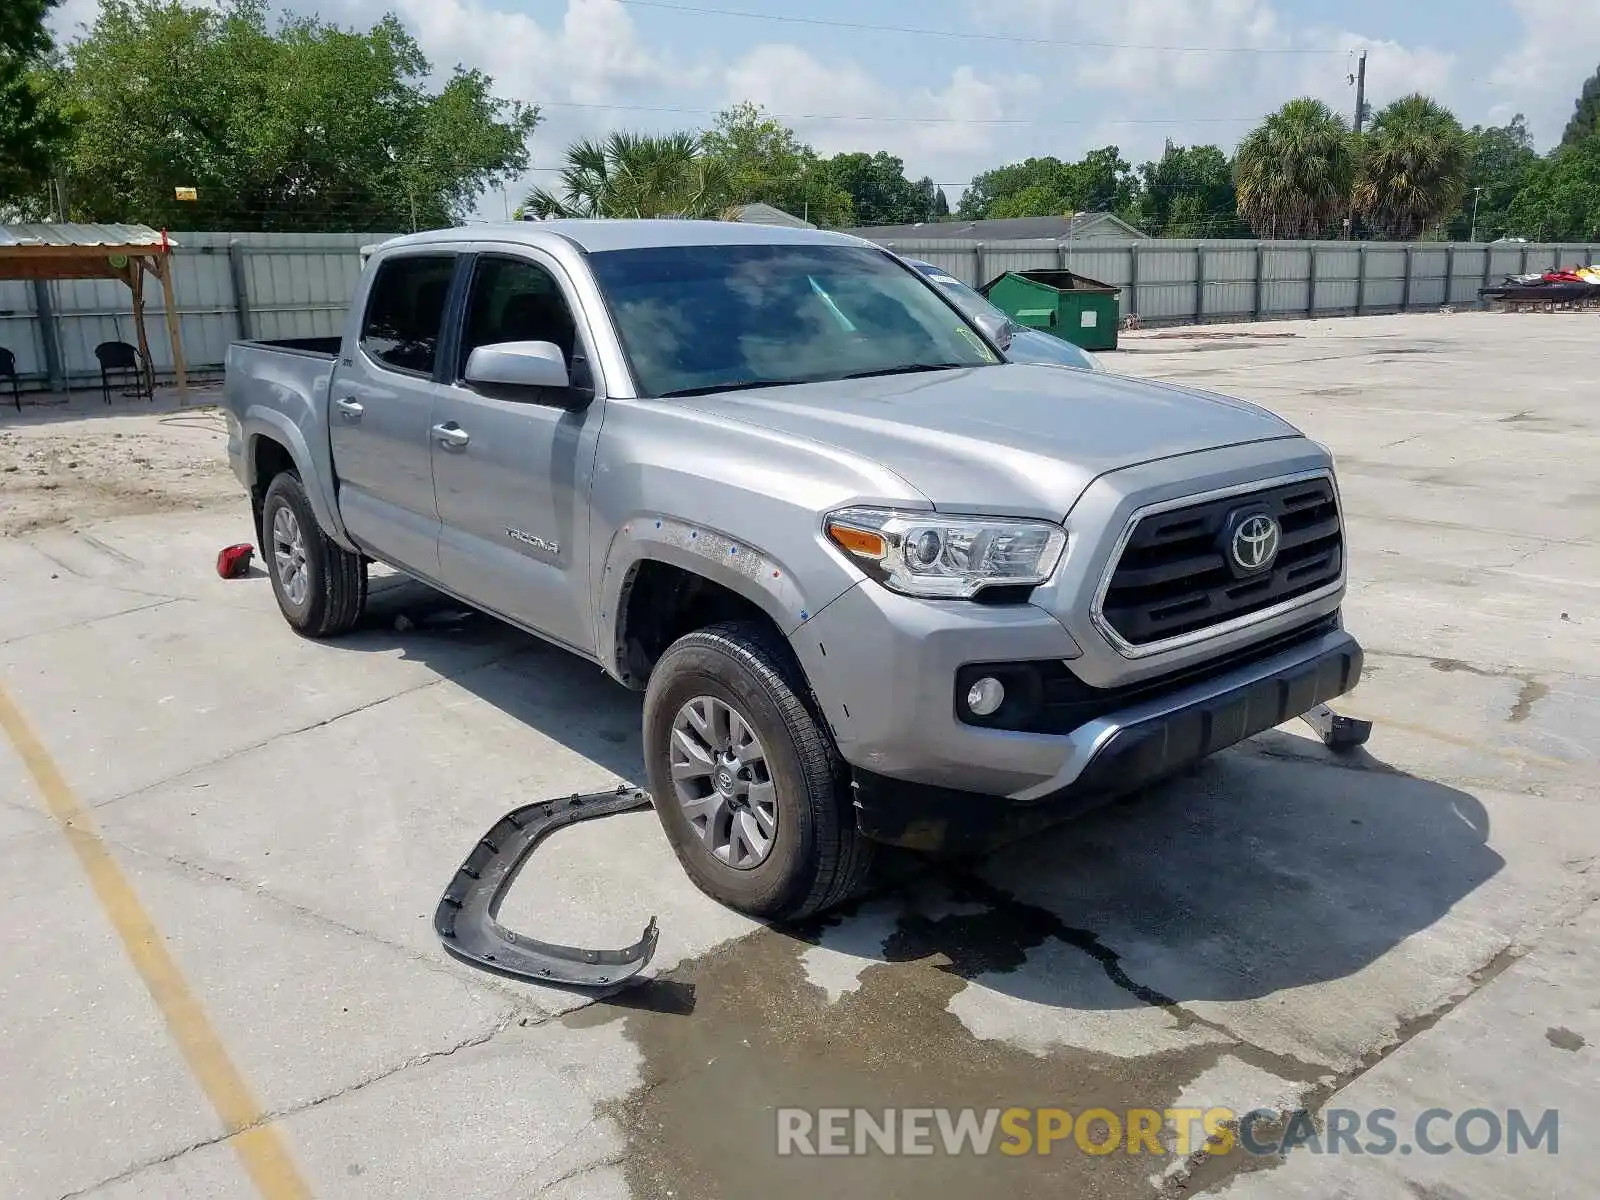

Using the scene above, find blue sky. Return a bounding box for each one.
[50,0,1600,215]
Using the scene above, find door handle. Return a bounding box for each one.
[432,422,470,449]
[335,397,364,418]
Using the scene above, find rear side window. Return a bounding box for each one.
[359,255,455,376]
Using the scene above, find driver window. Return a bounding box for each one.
[459,256,579,377]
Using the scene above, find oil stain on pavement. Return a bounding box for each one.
[566,875,1305,1200]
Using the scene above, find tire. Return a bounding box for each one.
[260,471,367,637]
[643,620,873,920]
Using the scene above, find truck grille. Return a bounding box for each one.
[1098,476,1343,648]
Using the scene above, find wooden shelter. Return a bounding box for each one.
[0,223,187,394]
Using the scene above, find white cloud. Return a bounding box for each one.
[1008,0,1295,94]
[984,0,1458,161]
[723,43,1036,189]
[1295,36,1455,115]
[1489,0,1600,146]
[370,0,710,214]
[391,0,698,106]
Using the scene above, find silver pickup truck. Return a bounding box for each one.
[223,220,1362,920]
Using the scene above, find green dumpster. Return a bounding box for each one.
[979,269,1121,352]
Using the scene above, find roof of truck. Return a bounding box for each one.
[377,219,866,254]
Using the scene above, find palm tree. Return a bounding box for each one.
[522,131,734,219]
[1353,95,1470,240]
[1234,98,1354,238]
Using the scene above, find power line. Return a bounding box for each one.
[608,0,1357,54]
[530,99,1264,127]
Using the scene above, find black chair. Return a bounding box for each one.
[0,346,18,412]
[95,341,150,405]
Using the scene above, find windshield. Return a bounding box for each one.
[587,244,1000,397]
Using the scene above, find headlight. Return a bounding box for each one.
[824,507,1066,599]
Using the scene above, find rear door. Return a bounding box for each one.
[328,252,458,578]
[430,249,606,655]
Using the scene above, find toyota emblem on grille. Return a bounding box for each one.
[1231,513,1280,572]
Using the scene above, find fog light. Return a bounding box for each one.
[966,676,1005,717]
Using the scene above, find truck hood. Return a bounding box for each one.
[678,363,1298,519]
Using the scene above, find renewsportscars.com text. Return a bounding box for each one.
[776,1106,1559,1158]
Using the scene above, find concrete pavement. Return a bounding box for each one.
[0,311,1594,1198]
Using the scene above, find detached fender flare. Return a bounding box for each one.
[435,785,659,988]
[243,406,356,552]
[595,516,845,684]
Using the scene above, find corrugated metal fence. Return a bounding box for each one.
[3,231,1596,392]
[0,230,393,393]
[881,237,1600,325]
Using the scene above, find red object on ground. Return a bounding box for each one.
[216,543,254,578]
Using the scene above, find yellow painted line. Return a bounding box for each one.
[0,681,312,1200]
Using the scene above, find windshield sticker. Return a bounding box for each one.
[955,324,999,361]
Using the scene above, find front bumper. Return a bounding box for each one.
[802,609,1363,851]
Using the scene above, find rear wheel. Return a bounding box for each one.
[643,621,872,920]
[261,471,366,637]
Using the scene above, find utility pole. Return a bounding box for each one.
[52,166,70,222]
[1470,186,1483,243]
[1352,50,1367,135]
[1347,50,1367,240]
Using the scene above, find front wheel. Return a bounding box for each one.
[261,471,367,637]
[643,621,872,920]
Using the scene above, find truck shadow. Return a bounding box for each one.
[812,746,1502,1010]
[334,576,1502,1010]
[350,572,647,778]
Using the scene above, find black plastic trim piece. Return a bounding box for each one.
[434,785,659,987]
[1300,702,1373,751]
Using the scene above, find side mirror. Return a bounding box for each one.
[464,340,571,392]
[972,310,1014,351]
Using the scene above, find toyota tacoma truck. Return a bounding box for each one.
[222,220,1362,921]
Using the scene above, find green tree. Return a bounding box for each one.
[1352,94,1469,240]
[1132,142,1245,237]
[959,156,1068,219]
[1560,63,1600,149]
[1234,97,1353,238]
[1073,146,1140,216]
[1505,133,1600,241]
[986,183,1064,219]
[699,102,852,226]
[961,147,1139,222]
[523,131,733,219]
[1444,116,1539,241]
[0,0,73,216]
[817,150,936,225]
[61,0,535,231]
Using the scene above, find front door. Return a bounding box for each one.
[327,252,456,579]
[430,251,606,655]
